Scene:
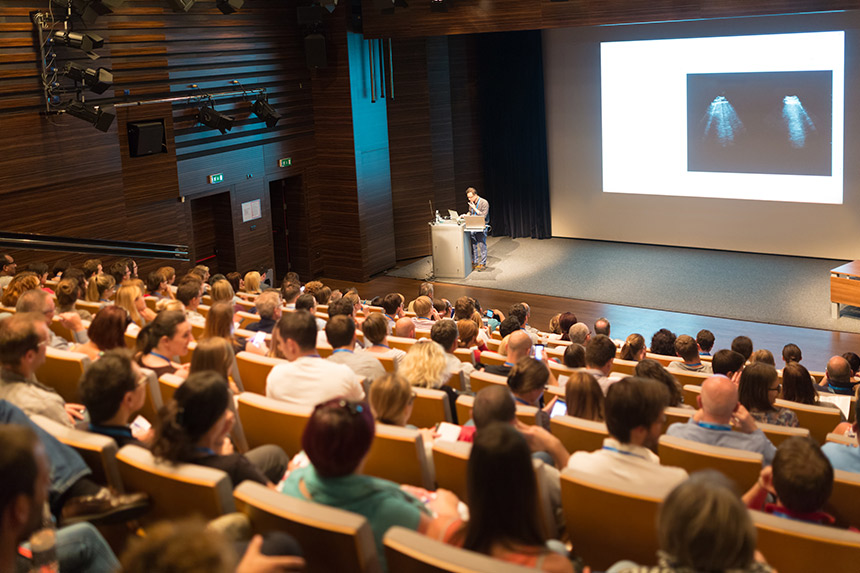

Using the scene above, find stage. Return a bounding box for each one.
[387,236,860,334]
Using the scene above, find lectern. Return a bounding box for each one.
[430,220,471,279]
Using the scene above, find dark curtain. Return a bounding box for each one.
[476,30,552,239]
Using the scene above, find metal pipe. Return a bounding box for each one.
[369,39,375,103]
[389,38,394,100]
[378,37,385,98]
[114,88,265,108]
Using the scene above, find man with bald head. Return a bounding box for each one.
[394,316,416,338]
[666,375,776,465]
[484,330,532,376]
[818,356,856,395]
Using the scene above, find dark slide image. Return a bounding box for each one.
[687,71,832,176]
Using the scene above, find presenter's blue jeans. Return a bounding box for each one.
[471,231,487,266]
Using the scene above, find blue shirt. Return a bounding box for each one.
[666,418,777,466]
[822,441,860,474]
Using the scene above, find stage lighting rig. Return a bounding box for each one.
[63,100,115,132]
[252,96,281,128]
[196,104,234,135]
[61,62,113,94]
[167,0,196,11]
[52,0,124,25]
[216,0,244,14]
[52,30,104,60]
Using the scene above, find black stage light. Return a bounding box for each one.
[166,0,195,11]
[67,0,123,25]
[319,0,337,13]
[53,31,104,52]
[62,62,113,94]
[216,0,244,14]
[64,100,115,132]
[430,0,447,12]
[196,105,234,134]
[252,97,281,129]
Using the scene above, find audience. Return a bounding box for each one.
[696,329,715,356]
[711,348,746,383]
[667,334,713,374]
[563,371,604,421]
[782,342,803,365]
[507,358,555,429]
[485,330,532,376]
[191,336,243,394]
[135,310,192,379]
[780,362,822,406]
[361,312,407,368]
[738,362,799,427]
[583,334,623,394]
[822,415,860,474]
[431,318,475,383]
[326,315,385,381]
[732,335,754,361]
[86,272,116,303]
[818,355,857,395]
[399,339,458,424]
[76,305,132,360]
[619,333,646,361]
[749,349,775,366]
[115,282,154,328]
[561,343,585,369]
[17,288,89,349]
[649,328,677,357]
[412,296,437,329]
[245,290,281,333]
[635,359,683,407]
[55,276,92,320]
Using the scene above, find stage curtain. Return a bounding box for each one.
[476,30,552,239]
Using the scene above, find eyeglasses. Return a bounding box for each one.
[768,384,782,392]
[408,392,417,405]
[135,371,148,388]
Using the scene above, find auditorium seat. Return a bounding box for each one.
[668,369,711,387]
[383,526,535,573]
[236,310,259,330]
[35,346,91,403]
[415,329,432,340]
[432,440,471,500]
[610,358,637,376]
[236,393,312,457]
[560,468,663,570]
[407,387,452,428]
[197,304,210,318]
[32,414,124,492]
[136,367,163,425]
[453,347,474,364]
[756,421,809,447]
[190,321,205,341]
[549,415,608,454]
[825,432,856,446]
[775,398,842,444]
[752,508,860,572]
[144,296,159,312]
[235,351,286,395]
[177,339,197,365]
[75,300,103,315]
[468,370,508,394]
[157,372,184,404]
[388,336,417,352]
[378,353,396,372]
[316,341,333,358]
[644,353,684,367]
[49,316,78,343]
[658,434,762,491]
[826,469,860,529]
[480,351,506,366]
[363,424,434,489]
[682,384,701,408]
[116,444,235,523]
[365,305,384,315]
[663,406,694,432]
[234,481,382,573]
[485,338,501,352]
[514,403,539,426]
[235,299,257,312]
[455,394,474,425]
[545,339,572,349]
[548,362,575,380]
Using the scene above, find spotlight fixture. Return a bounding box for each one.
[252,97,281,129]
[65,0,124,25]
[61,62,113,94]
[52,31,104,60]
[196,105,234,135]
[430,0,447,12]
[64,100,115,132]
[166,0,195,11]
[318,0,337,13]
[215,0,243,14]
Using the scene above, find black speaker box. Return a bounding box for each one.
[128,120,165,157]
[305,34,328,69]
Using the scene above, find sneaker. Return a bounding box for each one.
[61,488,150,526]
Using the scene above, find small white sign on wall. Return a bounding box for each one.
[241,199,262,223]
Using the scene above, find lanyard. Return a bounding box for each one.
[150,351,172,363]
[373,344,390,349]
[195,446,217,456]
[602,446,647,460]
[697,421,732,431]
[332,349,352,354]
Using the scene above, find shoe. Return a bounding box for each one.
[476,264,487,271]
[61,488,150,526]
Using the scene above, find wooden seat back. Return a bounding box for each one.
[235,351,286,395]
[431,440,471,501]
[363,424,433,489]
[468,370,508,394]
[550,415,608,454]
[658,434,762,491]
[35,346,91,403]
[406,387,452,428]
[775,398,843,444]
[236,393,312,457]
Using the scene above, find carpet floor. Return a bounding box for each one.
[386,236,860,333]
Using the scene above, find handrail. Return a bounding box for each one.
[0,231,189,261]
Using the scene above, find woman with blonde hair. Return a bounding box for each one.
[86,273,116,303]
[115,283,154,328]
[399,340,459,423]
[0,273,39,307]
[564,371,605,421]
[191,336,244,394]
[369,373,416,427]
[619,333,647,362]
[156,266,177,298]
[242,271,261,296]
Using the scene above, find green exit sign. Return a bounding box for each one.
[208,173,224,184]
[279,157,292,168]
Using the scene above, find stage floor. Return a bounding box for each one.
[387,236,859,334]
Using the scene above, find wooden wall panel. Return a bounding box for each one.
[231,179,274,274]
[426,37,457,212]
[449,35,484,214]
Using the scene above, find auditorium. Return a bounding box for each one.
[2,0,860,571]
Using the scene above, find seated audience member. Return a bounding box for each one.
[399,339,458,423]
[0,313,86,427]
[749,349,775,366]
[507,358,555,429]
[1,273,40,308]
[732,335,754,362]
[448,423,573,572]
[266,310,364,406]
[53,258,71,280]
[431,318,475,380]
[818,355,858,395]
[557,313,577,342]
[55,277,92,321]
[191,336,244,394]
[176,279,205,324]
[394,316,416,338]
[135,310,192,379]
[566,378,688,493]
[412,296,437,329]
[109,260,131,285]
[361,313,407,368]
[295,293,326,331]
[381,292,404,330]
[115,282,154,328]
[667,334,713,375]
[666,375,777,465]
[28,262,52,293]
[782,343,802,365]
[607,471,774,573]
[583,334,624,394]
[407,282,434,313]
[509,302,539,342]
[568,322,590,345]
[744,437,837,526]
[696,329,715,357]
[456,318,483,363]
[843,351,860,380]
[635,359,683,407]
[562,343,586,369]
[280,282,301,311]
[326,315,385,381]
[564,371,604,421]
[154,372,287,487]
[81,258,101,283]
[17,288,89,349]
[76,305,132,360]
[485,330,532,376]
[242,271,262,296]
[547,314,562,338]
[157,266,177,290]
[210,278,237,307]
[453,295,476,322]
[0,425,123,573]
[780,362,828,408]
[594,316,613,338]
[497,315,522,340]
[822,415,860,473]
[369,373,418,428]
[649,328,677,357]
[86,273,116,304]
[145,270,170,301]
[280,399,461,571]
[80,350,152,448]
[225,271,243,294]
[711,348,746,383]
[619,333,646,362]
[0,253,16,291]
[245,290,282,334]
[301,280,323,302]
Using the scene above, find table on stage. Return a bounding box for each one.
[830,261,860,318]
[430,219,472,279]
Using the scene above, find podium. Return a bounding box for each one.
[430,220,472,279]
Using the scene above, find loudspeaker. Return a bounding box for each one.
[305,34,327,69]
[128,120,165,157]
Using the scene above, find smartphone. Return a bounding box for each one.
[486,310,494,318]
[252,331,266,347]
[131,415,151,433]
[533,344,545,361]
[549,399,567,418]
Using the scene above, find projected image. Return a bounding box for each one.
[687,71,832,176]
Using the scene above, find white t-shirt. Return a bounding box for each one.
[266,356,365,407]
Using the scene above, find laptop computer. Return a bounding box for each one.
[447,209,459,220]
